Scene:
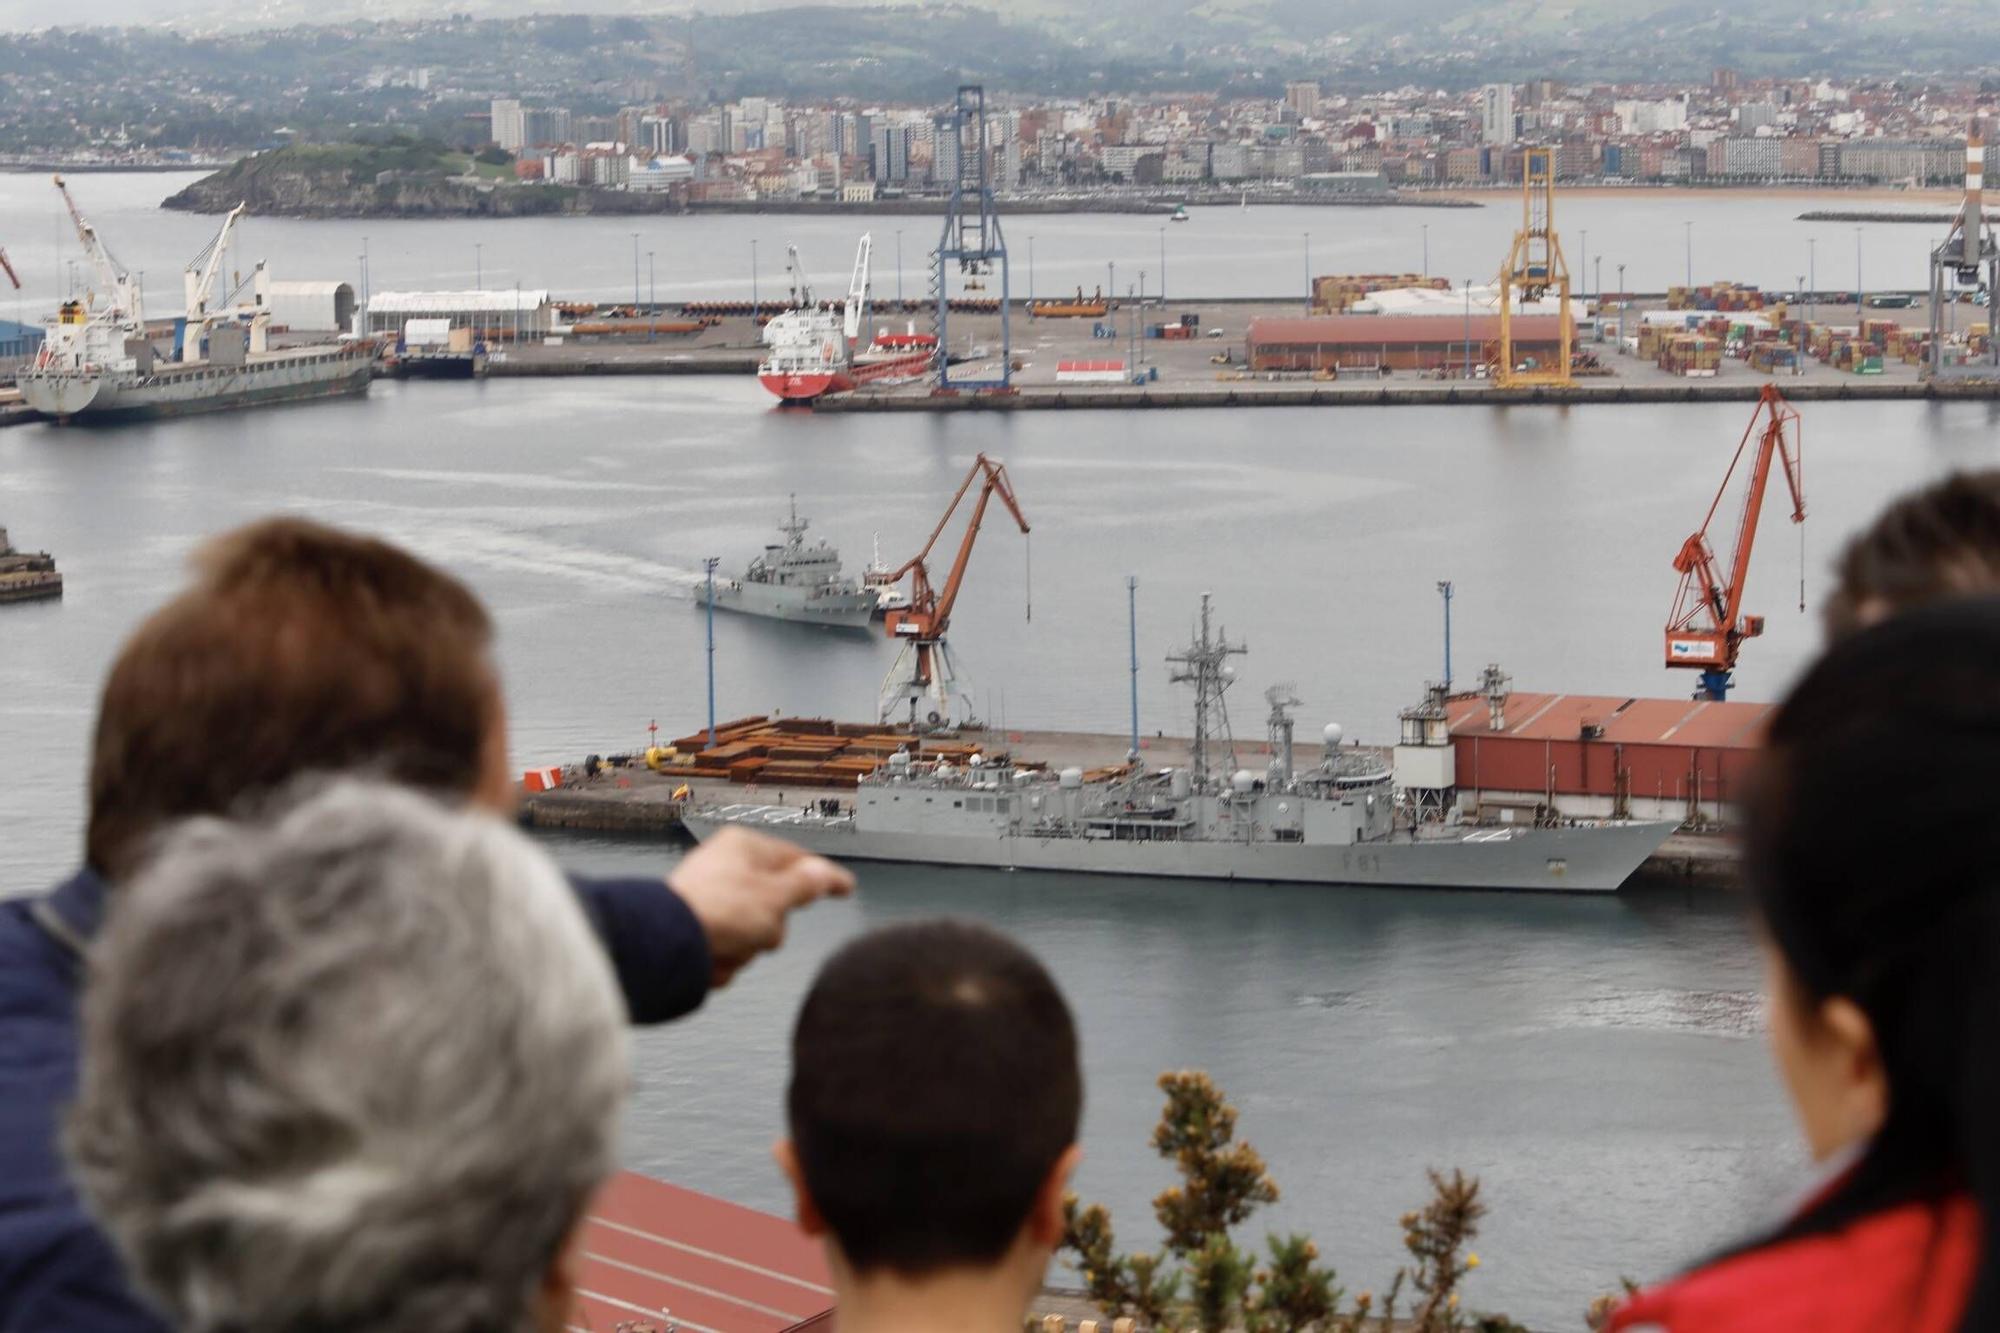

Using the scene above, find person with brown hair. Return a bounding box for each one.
[0,516,853,1333]
[1820,469,2000,639]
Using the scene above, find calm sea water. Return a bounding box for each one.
[3,173,1997,1327]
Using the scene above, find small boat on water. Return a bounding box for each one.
[1169,203,1190,222]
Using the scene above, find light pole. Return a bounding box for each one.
[1579,227,1588,299]
[1808,238,1816,321]
[703,557,720,748]
[1594,255,1602,308]
[1437,580,1454,693]
[1107,259,1115,307]
[648,250,656,340]
[1795,275,1806,374]
[1159,226,1167,305]
[895,229,903,304]
[1854,226,1863,316]
[1683,220,1692,289]
[1421,223,1429,278]
[474,242,482,290]
[1617,262,1626,302]
[630,232,640,308]
[1303,231,1311,313]
[1027,234,1035,307]
[1126,575,1140,763]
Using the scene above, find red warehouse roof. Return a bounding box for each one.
[570,1171,834,1333]
[1443,691,1773,749]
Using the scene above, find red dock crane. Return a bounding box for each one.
[878,453,1030,727]
[1664,383,1806,701]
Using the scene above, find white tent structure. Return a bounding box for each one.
[361,289,554,339]
[265,281,356,334]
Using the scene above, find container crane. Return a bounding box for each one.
[1664,384,1806,701]
[877,453,1030,728]
[1495,147,1573,390]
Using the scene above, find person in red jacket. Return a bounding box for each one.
[1611,597,1999,1333]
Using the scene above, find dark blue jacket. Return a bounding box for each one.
[0,865,710,1333]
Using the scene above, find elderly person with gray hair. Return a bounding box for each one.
[64,779,629,1333]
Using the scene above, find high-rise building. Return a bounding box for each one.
[1480,84,1516,146]
[521,107,572,149]
[870,123,913,182]
[490,99,525,153]
[1285,81,1320,120]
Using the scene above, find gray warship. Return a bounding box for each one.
[684,595,1679,893]
[694,498,879,629]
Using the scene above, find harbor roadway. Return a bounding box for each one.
[517,726,1735,884]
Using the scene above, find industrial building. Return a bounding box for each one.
[0,318,45,361]
[1441,689,1771,825]
[361,290,555,340]
[1245,313,1568,373]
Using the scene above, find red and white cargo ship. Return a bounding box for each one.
[758,233,937,402]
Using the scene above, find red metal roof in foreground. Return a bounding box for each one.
[1443,691,1774,750]
[568,1171,834,1333]
[1246,313,1567,346]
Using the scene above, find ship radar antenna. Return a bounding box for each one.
[1265,683,1302,786]
[1166,592,1246,789]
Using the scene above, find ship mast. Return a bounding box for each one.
[1166,593,1245,789]
[780,493,809,551]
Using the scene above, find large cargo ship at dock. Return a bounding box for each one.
[685,596,1679,893]
[15,178,370,424]
[758,234,935,402]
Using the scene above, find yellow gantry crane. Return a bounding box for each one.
[1496,147,1573,389]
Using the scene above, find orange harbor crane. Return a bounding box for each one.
[878,453,1030,727]
[1664,383,1806,701]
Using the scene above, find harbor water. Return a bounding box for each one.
[5,376,1997,1325]
[3,170,1998,1326]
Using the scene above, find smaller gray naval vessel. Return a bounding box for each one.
[685,594,1680,893]
[694,498,878,629]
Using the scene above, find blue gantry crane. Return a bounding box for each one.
[932,84,1011,391]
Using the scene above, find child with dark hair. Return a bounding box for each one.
[775,919,1082,1333]
[1611,597,2000,1332]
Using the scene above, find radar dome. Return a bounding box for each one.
[1231,769,1257,794]
[1221,665,1238,683]
[1059,767,1085,789]
[968,752,984,767]
[1323,723,1344,746]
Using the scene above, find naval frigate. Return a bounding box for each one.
[694,498,880,629]
[684,595,1680,893]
